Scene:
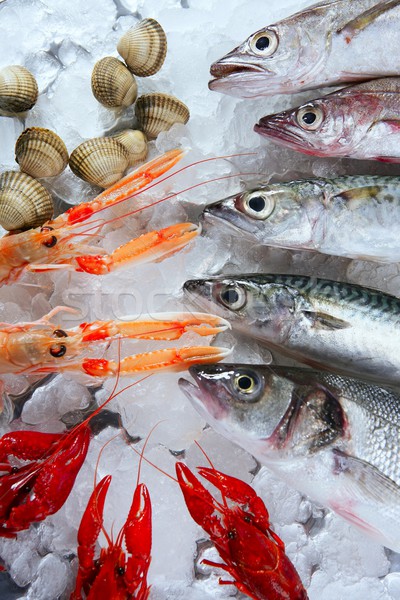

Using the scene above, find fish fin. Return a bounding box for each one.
[302,311,350,330]
[337,0,400,42]
[333,449,400,507]
[332,186,381,209]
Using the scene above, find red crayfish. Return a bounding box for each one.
[176,460,308,600]
[70,474,151,600]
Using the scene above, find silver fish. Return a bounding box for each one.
[255,77,400,162]
[204,176,400,262]
[209,0,400,97]
[179,363,400,551]
[183,274,400,385]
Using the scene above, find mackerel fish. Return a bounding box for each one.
[209,0,400,97]
[179,363,400,551]
[183,274,400,386]
[255,78,400,163]
[203,176,400,262]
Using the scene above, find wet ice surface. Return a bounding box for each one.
[1,0,400,598]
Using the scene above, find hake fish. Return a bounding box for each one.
[255,78,400,163]
[204,176,400,262]
[179,363,400,551]
[209,0,400,97]
[183,274,400,386]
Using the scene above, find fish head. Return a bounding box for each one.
[208,9,328,98]
[180,363,346,461]
[203,184,313,248]
[179,363,299,457]
[183,275,300,344]
[255,90,377,157]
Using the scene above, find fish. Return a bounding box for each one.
[183,273,400,386]
[203,176,400,262]
[179,362,400,552]
[254,77,400,162]
[209,0,400,97]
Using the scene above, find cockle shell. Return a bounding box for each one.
[117,18,167,77]
[135,93,190,139]
[111,130,147,166]
[0,171,53,231]
[69,137,130,188]
[0,66,38,114]
[91,57,138,108]
[15,128,69,178]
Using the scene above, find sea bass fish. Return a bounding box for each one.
[209,0,400,98]
[203,176,400,262]
[255,78,400,162]
[179,363,400,551]
[183,274,400,386]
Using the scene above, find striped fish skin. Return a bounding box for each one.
[183,274,400,385]
[203,176,400,262]
[209,0,400,97]
[255,78,400,163]
[179,363,400,551]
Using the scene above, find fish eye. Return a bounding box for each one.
[40,225,57,248]
[233,371,263,402]
[249,30,278,57]
[296,105,324,131]
[243,191,275,220]
[218,284,247,311]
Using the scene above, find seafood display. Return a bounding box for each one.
[176,459,308,599]
[209,0,400,97]
[255,78,400,162]
[204,176,400,262]
[3,0,400,598]
[184,274,400,385]
[179,363,400,552]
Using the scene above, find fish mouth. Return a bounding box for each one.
[210,61,263,79]
[254,114,312,152]
[178,374,228,422]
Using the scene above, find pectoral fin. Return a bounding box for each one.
[338,0,400,41]
[332,450,400,550]
[333,186,381,209]
[302,311,350,330]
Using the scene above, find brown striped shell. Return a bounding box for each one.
[111,130,147,166]
[0,66,38,114]
[91,57,138,108]
[0,171,53,231]
[135,93,190,139]
[69,137,130,188]
[117,18,167,77]
[15,128,69,178]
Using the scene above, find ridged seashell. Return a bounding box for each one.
[69,137,130,188]
[135,93,190,139]
[15,128,69,179]
[0,171,53,231]
[91,57,138,108]
[117,18,167,77]
[111,130,147,166]
[0,66,38,114]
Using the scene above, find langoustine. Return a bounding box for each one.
[0,149,198,285]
